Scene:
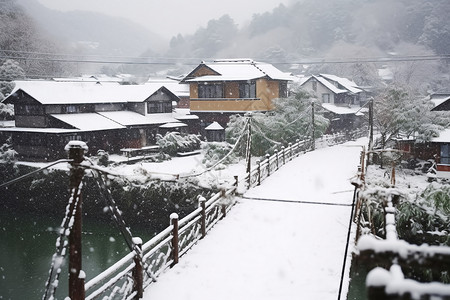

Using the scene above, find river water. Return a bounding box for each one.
[0,210,155,300]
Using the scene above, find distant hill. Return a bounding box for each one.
[16,0,167,57]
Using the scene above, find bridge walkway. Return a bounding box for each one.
[143,139,365,300]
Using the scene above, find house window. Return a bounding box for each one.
[239,81,256,98]
[441,144,450,164]
[15,104,43,115]
[147,101,172,113]
[322,93,330,103]
[63,105,80,113]
[198,83,224,98]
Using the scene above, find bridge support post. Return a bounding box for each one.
[282,146,285,165]
[288,143,293,160]
[266,154,271,176]
[256,160,261,186]
[170,213,179,267]
[132,237,143,299]
[199,196,207,239]
[275,149,279,170]
[66,141,88,300]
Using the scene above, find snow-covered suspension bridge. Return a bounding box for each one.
[73,133,365,300]
[0,128,365,299]
[142,139,366,300]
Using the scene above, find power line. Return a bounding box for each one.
[1,50,449,67]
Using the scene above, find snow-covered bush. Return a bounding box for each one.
[0,141,17,164]
[0,141,18,185]
[96,149,109,167]
[0,103,14,120]
[157,132,201,156]
[202,141,237,167]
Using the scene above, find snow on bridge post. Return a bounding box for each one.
[132,237,144,298]
[65,140,88,300]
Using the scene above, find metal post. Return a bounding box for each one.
[311,101,315,151]
[66,141,87,300]
[245,115,252,187]
[368,98,374,164]
[256,160,261,186]
[170,213,179,267]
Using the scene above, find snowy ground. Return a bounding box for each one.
[142,139,366,300]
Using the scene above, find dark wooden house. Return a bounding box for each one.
[0,81,198,161]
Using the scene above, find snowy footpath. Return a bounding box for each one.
[143,139,366,300]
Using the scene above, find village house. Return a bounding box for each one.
[0,81,199,161]
[181,59,294,128]
[300,74,368,132]
[430,93,450,112]
[395,93,450,176]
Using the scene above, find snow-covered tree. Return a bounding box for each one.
[374,86,444,150]
[0,59,23,97]
[226,87,328,156]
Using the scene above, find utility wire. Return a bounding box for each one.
[1,51,449,66]
[179,118,250,179]
[0,159,73,189]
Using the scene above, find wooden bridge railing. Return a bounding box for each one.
[84,183,238,299]
[83,129,365,299]
[353,149,450,300]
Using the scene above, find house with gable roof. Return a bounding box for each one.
[300,74,368,132]
[181,59,294,128]
[430,93,450,112]
[0,80,198,160]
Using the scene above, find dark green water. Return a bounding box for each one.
[0,211,155,300]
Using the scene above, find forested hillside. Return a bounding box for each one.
[1,0,449,92]
[0,0,69,78]
[163,0,449,91]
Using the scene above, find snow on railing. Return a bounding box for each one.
[84,130,364,299]
[84,184,238,300]
[354,164,450,300]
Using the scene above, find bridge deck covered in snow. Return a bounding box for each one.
[143,140,365,300]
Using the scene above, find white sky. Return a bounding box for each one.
[37,0,293,37]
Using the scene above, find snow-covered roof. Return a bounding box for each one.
[159,122,187,128]
[98,111,180,126]
[185,59,294,82]
[320,74,363,94]
[51,75,122,84]
[205,121,224,130]
[378,68,393,81]
[432,128,450,143]
[0,127,79,133]
[429,94,450,109]
[51,113,125,131]
[322,103,366,115]
[312,75,348,94]
[145,79,190,97]
[7,81,172,105]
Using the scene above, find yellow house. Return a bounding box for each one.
[181,59,293,127]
